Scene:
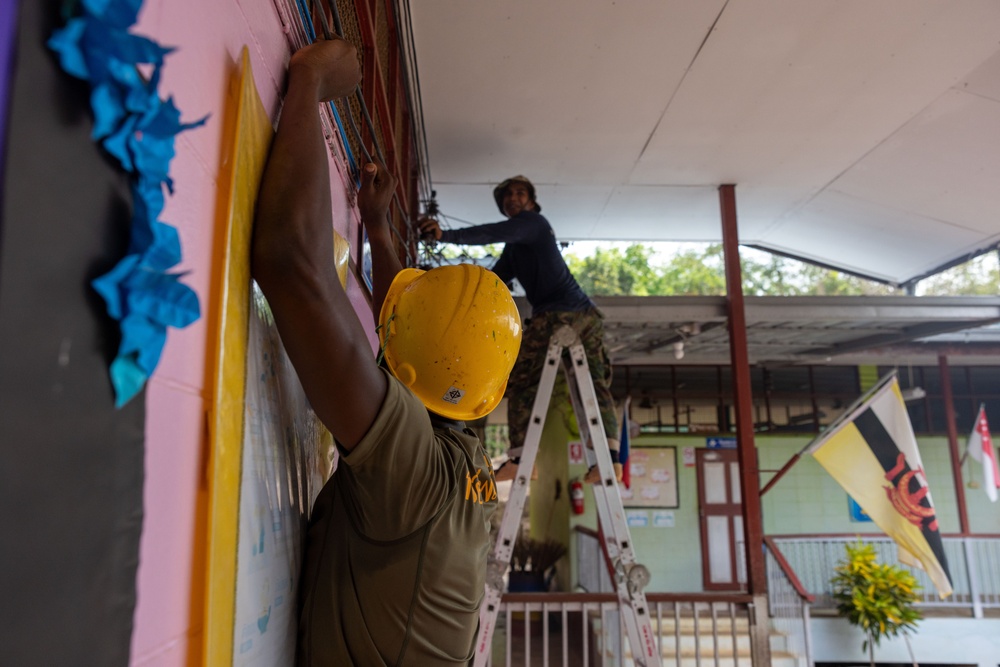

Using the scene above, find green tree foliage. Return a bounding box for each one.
[565,245,687,296]
[656,245,727,295]
[564,243,997,297]
[430,243,504,263]
[483,424,510,459]
[564,245,669,295]
[830,540,922,666]
[918,254,1000,296]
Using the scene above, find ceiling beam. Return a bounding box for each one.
[898,243,1000,291]
[798,318,1000,359]
[742,243,900,286]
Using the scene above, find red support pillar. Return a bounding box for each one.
[719,185,771,665]
[939,354,970,535]
[719,184,766,594]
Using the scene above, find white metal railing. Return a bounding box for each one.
[485,596,614,667]
[769,535,1000,617]
[570,527,765,666]
[485,594,754,667]
[764,542,813,667]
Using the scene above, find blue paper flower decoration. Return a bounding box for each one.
[49,0,207,406]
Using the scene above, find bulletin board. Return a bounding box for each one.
[204,49,335,667]
[620,447,679,509]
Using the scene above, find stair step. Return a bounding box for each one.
[620,633,753,654]
[614,651,799,667]
[593,616,751,635]
[649,617,750,634]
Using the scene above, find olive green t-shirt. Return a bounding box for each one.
[297,369,498,666]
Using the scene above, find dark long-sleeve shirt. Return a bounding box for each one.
[439,210,592,314]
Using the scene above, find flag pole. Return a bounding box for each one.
[940,354,970,535]
[760,449,805,496]
[760,372,898,497]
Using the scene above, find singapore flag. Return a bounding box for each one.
[967,405,999,502]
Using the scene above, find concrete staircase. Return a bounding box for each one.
[596,613,802,667]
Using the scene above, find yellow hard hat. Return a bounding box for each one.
[378,264,522,420]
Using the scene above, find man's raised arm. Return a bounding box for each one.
[356,161,399,323]
[251,38,385,450]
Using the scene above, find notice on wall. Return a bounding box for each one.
[626,510,649,527]
[682,446,696,467]
[620,447,679,508]
[848,495,873,523]
[652,510,675,528]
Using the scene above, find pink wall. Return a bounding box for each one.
[129,2,372,664]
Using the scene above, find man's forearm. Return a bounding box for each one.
[253,69,335,299]
[440,218,525,246]
[365,220,402,322]
[356,162,401,323]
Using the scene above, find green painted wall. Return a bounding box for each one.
[561,433,708,593]
[605,435,703,593]
[757,435,946,535]
[528,391,574,591]
[532,422,1000,594]
[758,434,1000,536]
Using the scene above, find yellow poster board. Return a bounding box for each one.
[204,48,342,666]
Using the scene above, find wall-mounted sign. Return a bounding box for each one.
[848,495,873,523]
[706,437,737,449]
[682,447,696,467]
[626,510,649,527]
[652,510,675,528]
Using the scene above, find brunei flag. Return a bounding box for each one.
[806,372,953,598]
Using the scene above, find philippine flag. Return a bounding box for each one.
[620,397,631,489]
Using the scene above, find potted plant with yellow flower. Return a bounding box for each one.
[830,539,922,667]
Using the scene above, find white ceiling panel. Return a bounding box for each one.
[410,0,1000,284]
[760,190,987,281]
[632,1,1000,185]
[831,88,1000,239]
[410,1,727,184]
[593,186,721,241]
[963,49,1000,103]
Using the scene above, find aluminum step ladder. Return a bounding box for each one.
[475,325,662,667]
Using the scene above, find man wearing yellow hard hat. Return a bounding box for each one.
[251,37,521,666]
[419,177,622,485]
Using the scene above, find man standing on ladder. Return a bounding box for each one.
[419,176,622,484]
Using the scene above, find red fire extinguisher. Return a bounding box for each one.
[570,478,585,515]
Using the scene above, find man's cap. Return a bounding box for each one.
[493,175,541,215]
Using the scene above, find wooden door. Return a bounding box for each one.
[696,448,747,591]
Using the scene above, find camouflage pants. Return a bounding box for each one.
[506,308,618,458]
